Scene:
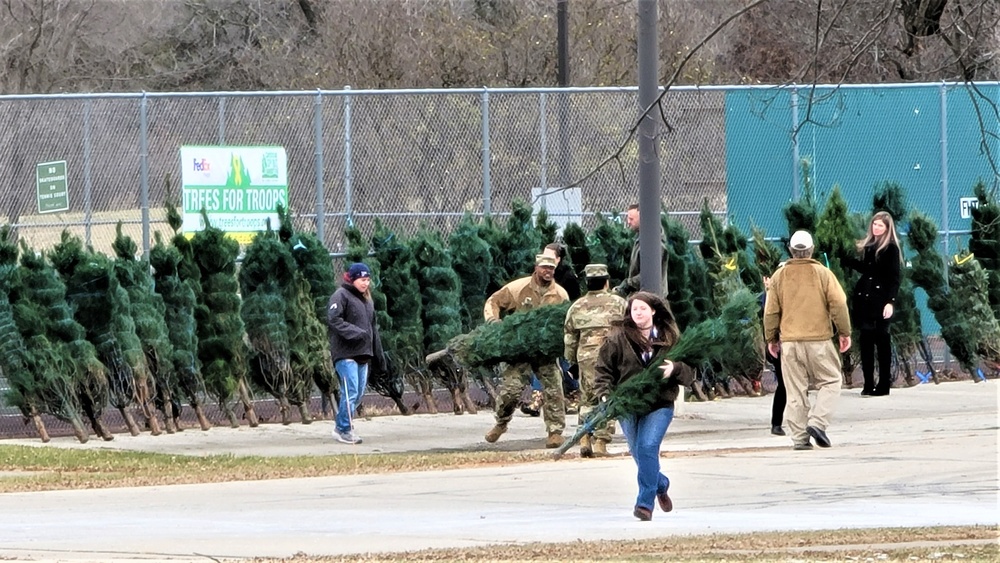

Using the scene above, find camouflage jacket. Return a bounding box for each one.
[563,289,627,364]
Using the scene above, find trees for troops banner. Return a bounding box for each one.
[179,146,288,243]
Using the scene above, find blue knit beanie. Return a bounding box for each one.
[346,262,371,281]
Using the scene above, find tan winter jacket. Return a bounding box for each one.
[483,275,569,321]
[763,258,851,343]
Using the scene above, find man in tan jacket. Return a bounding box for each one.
[764,230,851,450]
[483,254,570,448]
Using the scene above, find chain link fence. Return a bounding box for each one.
[0,83,996,438]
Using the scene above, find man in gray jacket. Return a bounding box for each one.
[615,203,669,297]
[327,262,384,445]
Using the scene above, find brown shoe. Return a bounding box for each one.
[656,490,673,512]
[579,435,593,458]
[592,438,610,457]
[545,432,564,449]
[633,506,652,521]
[485,424,507,443]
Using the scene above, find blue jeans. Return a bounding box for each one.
[619,407,674,511]
[335,359,369,434]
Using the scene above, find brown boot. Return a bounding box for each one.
[592,438,610,457]
[545,432,564,449]
[579,435,593,458]
[485,423,507,443]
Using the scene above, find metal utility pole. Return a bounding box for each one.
[637,0,664,294]
[557,0,571,189]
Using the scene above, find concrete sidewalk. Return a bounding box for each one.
[0,381,997,562]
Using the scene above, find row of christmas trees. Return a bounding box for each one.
[0,195,344,442]
[2,174,996,443]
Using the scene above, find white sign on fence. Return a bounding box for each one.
[959,196,979,219]
[180,146,288,243]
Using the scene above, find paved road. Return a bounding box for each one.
[0,382,996,562]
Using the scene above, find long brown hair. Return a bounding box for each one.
[618,291,681,351]
[856,211,904,262]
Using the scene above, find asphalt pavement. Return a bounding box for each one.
[0,380,996,562]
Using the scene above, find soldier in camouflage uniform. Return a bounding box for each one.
[483,254,570,448]
[564,264,628,457]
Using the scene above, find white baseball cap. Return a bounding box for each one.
[789,230,814,250]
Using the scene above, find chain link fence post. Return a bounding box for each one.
[83,98,93,247]
[344,86,354,227]
[314,90,326,242]
[139,92,150,257]
[481,88,492,216]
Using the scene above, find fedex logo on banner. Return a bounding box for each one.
[193,158,211,172]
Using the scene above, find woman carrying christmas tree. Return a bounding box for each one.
[842,211,903,396]
[327,262,384,445]
[594,291,695,522]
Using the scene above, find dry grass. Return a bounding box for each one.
[238,527,998,562]
[0,444,553,493]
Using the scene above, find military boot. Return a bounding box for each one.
[546,432,564,449]
[579,434,593,458]
[485,423,507,443]
[592,438,610,457]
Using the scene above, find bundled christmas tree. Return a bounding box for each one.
[50,231,160,436]
[276,204,336,316]
[8,235,111,441]
[814,185,857,283]
[494,199,542,286]
[112,223,179,433]
[588,212,633,288]
[969,180,1000,322]
[411,227,476,414]
[561,222,592,282]
[345,225,410,415]
[534,207,558,249]
[277,204,339,419]
[0,229,92,443]
[814,185,862,386]
[239,224,309,425]
[661,212,701,331]
[190,212,258,427]
[783,159,820,236]
[948,252,1000,375]
[449,213,502,407]
[449,302,571,369]
[371,220,424,413]
[150,231,212,430]
[473,214,506,296]
[751,223,784,280]
[697,203,758,397]
[909,212,978,378]
[448,212,493,333]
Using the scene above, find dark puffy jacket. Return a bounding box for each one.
[594,327,696,411]
[326,282,384,370]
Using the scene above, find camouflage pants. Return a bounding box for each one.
[494,361,565,435]
[577,354,616,441]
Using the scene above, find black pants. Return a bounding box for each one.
[860,319,893,393]
[766,350,786,427]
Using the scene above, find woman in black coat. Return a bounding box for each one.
[842,211,903,396]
